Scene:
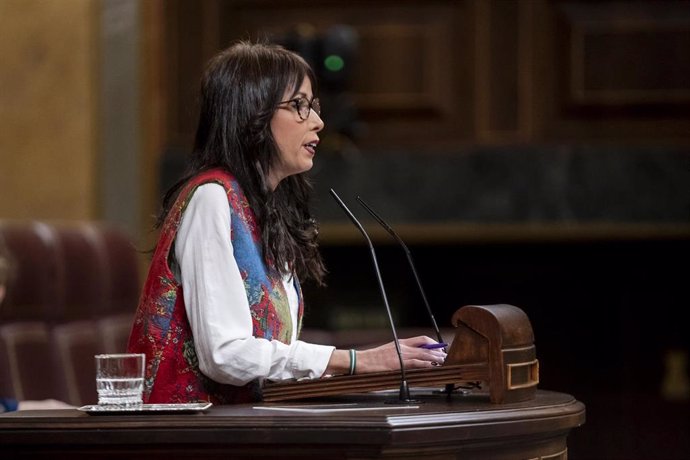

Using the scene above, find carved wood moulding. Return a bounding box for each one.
[558,2,690,108]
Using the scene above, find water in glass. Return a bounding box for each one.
[95,353,145,409]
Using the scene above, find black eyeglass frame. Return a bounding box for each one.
[277,96,321,121]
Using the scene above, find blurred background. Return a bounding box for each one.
[1,0,689,458]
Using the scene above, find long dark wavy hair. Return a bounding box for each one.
[157,41,326,285]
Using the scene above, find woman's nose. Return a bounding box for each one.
[310,110,324,132]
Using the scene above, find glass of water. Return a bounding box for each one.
[95,353,145,409]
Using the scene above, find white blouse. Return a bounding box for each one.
[173,183,334,386]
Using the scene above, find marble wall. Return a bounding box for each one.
[0,0,97,221]
[310,146,690,225]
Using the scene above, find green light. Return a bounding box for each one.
[324,54,345,72]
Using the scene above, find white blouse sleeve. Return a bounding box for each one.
[174,183,334,386]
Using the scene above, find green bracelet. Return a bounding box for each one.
[348,349,356,375]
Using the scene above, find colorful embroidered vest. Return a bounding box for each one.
[127,168,303,404]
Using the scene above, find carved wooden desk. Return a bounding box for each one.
[0,389,584,459]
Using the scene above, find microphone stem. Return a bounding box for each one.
[403,247,444,345]
[356,197,445,345]
[365,241,407,382]
[330,190,412,402]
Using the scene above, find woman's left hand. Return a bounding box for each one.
[354,336,447,374]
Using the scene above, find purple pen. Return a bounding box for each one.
[419,343,448,350]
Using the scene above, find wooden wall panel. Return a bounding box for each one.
[475,0,533,142]
[217,1,471,150]
[353,23,451,117]
[534,0,690,142]
[158,0,690,153]
[560,2,690,108]
[164,0,219,146]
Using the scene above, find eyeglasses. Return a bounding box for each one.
[278,96,321,121]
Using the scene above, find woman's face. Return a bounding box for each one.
[268,77,324,190]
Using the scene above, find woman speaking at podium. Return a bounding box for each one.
[127,40,445,404]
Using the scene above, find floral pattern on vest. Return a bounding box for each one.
[127,168,303,404]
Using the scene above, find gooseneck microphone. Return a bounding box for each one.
[329,189,417,404]
[356,197,445,346]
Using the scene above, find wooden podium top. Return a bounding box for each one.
[264,304,540,404]
[1,389,585,459]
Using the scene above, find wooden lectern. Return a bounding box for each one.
[262,304,539,404]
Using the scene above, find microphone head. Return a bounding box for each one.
[330,189,368,240]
